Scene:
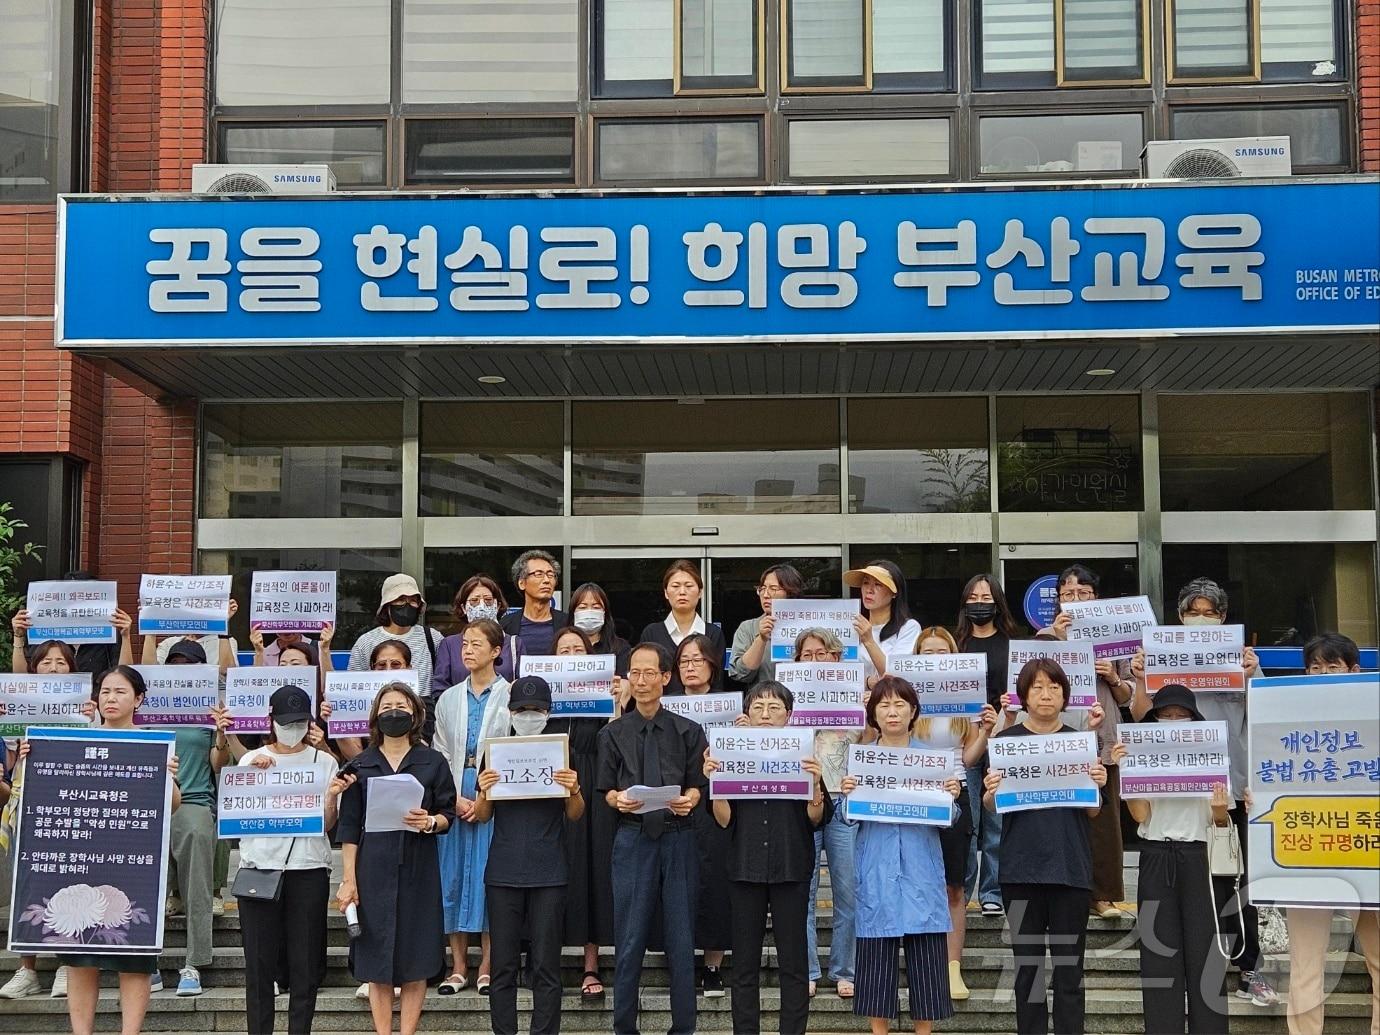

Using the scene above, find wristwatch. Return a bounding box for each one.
[425,815,438,834]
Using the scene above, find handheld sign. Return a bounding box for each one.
[481,734,570,801]
[217,763,330,838]
[132,665,220,728]
[324,670,419,738]
[137,574,232,636]
[988,730,1099,813]
[249,571,337,633]
[1005,641,1097,710]
[0,673,92,737]
[844,743,956,826]
[888,653,987,717]
[776,662,866,728]
[519,654,616,718]
[661,692,742,727]
[707,727,813,800]
[769,599,860,662]
[26,580,118,644]
[1142,625,1246,693]
[1062,594,1158,661]
[224,667,318,734]
[1117,720,1230,798]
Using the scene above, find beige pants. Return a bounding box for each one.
[1286,907,1380,1035]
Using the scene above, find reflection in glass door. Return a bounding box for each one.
[1001,546,1139,634]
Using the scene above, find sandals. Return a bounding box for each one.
[438,973,468,995]
[808,980,817,998]
[581,971,605,1003]
[476,973,491,995]
[836,979,855,999]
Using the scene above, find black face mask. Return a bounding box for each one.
[964,603,997,625]
[388,603,420,627]
[378,709,414,738]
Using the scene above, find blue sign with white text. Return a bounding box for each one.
[57,179,1380,345]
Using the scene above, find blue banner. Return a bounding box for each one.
[58,179,1380,345]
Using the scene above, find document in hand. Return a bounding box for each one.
[364,773,425,832]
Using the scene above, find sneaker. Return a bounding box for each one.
[212,895,225,917]
[0,968,43,999]
[948,959,970,1001]
[981,901,1004,917]
[164,895,184,918]
[175,966,203,997]
[355,982,369,1001]
[1237,971,1279,1007]
[150,973,164,994]
[49,967,68,999]
[701,966,725,998]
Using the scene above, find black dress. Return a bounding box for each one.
[637,620,727,695]
[337,744,457,985]
[552,715,618,948]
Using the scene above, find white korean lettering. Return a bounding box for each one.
[778,222,867,309]
[683,222,767,308]
[444,226,530,311]
[237,227,322,312]
[536,227,620,309]
[894,220,981,307]
[147,229,230,313]
[1176,214,1264,300]
[1081,217,1170,301]
[353,224,440,312]
[986,217,1080,305]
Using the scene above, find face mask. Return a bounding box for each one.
[964,603,997,625]
[511,712,549,737]
[389,603,421,627]
[573,608,604,633]
[378,709,414,738]
[1181,614,1222,626]
[465,601,499,623]
[273,720,309,747]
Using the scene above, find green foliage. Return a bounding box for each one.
[0,502,42,660]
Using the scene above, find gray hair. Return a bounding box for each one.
[511,549,560,586]
[794,626,845,659]
[1177,577,1228,618]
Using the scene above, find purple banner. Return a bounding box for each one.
[712,779,813,796]
[1121,775,1223,795]
[789,711,865,728]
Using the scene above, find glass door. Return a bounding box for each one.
[1001,544,1139,634]
[568,548,708,647]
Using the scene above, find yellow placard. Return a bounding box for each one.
[1253,796,1380,870]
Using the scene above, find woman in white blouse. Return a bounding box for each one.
[843,561,922,691]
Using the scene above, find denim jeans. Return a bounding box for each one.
[964,760,1002,906]
[806,795,857,983]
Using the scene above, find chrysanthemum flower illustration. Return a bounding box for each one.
[93,886,132,928]
[42,884,105,938]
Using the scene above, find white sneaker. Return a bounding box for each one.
[0,968,42,999]
[49,967,68,999]
[150,973,164,994]
[355,982,369,1000]
[212,895,225,917]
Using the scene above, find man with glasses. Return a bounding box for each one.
[502,550,567,657]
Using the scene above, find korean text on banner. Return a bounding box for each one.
[1247,672,1379,910]
[324,670,419,738]
[1117,720,1230,798]
[1005,641,1097,710]
[888,653,988,717]
[661,692,742,727]
[519,654,616,718]
[769,600,860,663]
[776,662,866,728]
[1062,595,1158,661]
[0,674,92,737]
[9,727,176,955]
[225,667,318,734]
[989,730,1100,813]
[217,763,330,838]
[482,734,570,801]
[844,743,956,826]
[249,571,337,633]
[132,665,219,728]
[708,727,813,800]
[137,574,231,637]
[25,581,118,644]
[1142,625,1246,693]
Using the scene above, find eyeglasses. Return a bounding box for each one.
[747,702,787,716]
[678,656,707,669]
[757,584,786,597]
[627,669,663,681]
[524,569,557,582]
[798,650,839,662]
[1058,588,1096,602]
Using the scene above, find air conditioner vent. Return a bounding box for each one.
[190,164,337,194]
[1142,137,1291,179]
[1162,148,1242,179]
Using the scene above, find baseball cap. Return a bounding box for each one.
[165,639,208,664]
[269,685,313,724]
[509,675,552,712]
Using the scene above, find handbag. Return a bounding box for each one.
[1259,906,1290,955]
[1206,819,1247,961]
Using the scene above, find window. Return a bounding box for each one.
[978,0,1055,84]
[1168,0,1257,79]
[572,400,840,515]
[979,113,1143,175]
[0,0,63,202]
[0,457,82,579]
[787,118,950,180]
[680,0,763,92]
[1167,0,1342,82]
[419,402,564,517]
[1159,393,1373,511]
[1171,105,1348,170]
[219,123,387,187]
[215,0,391,106]
[996,395,1143,511]
[847,399,989,513]
[596,118,763,184]
[404,119,575,185]
[979,0,1146,86]
[402,0,578,103]
[596,0,762,97]
[783,0,950,91]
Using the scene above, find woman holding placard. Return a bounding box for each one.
[843,561,921,691]
[638,560,725,695]
[727,563,805,688]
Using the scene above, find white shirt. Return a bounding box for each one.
[862,618,923,680]
[663,611,706,647]
[235,746,338,871]
[1137,797,1212,843]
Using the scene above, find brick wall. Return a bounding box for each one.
[1362,0,1379,171]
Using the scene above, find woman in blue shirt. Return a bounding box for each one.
[840,674,962,1035]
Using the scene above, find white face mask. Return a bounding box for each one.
[465,601,500,623]
[273,720,309,747]
[572,608,604,633]
[511,712,549,737]
[1181,614,1223,626]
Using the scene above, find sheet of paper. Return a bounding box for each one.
[627,784,680,815]
[364,773,424,833]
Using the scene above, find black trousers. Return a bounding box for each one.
[1212,802,1260,972]
[1002,883,1090,1035]
[728,880,810,1035]
[239,867,329,1035]
[489,884,566,1035]
[1138,841,1229,1035]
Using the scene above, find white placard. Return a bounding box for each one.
[482,734,570,801]
[0,673,92,736]
[249,570,337,632]
[661,692,742,726]
[324,670,419,738]
[1118,720,1230,798]
[769,599,860,662]
[519,654,617,718]
[708,727,814,800]
[1062,595,1158,661]
[988,730,1100,813]
[25,580,119,644]
[1005,640,1097,710]
[137,574,232,636]
[224,666,318,734]
[132,664,220,728]
[888,653,988,717]
[1142,625,1246,693]
[776,661,866,728]
[844,742,956,825]
[217,763,330,838]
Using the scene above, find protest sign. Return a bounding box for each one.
[1142,625,1246,693]
[707,727,814,799]
[661,692,742,726]
[25,580,118,644]
[888,654,987,717]
[843,743,956,825]
[324,670,419,738]
[1117,720,1230,797]
[988,730,1100,813]
[768,599,860,663]
[217,763,331,838]
[137,574,232,636]
[132,665,219,728]
[1005,641,1097,710]
[9,727,175,955]
[776,662,866,728]
[519,654,616,718]
[1248,672,1379,909]
[224,667,318,734]
[1062,595,1158,661]
[481,734,570,801]
[0,674,92,737]
[249,571,337,632]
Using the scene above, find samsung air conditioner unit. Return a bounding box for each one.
[1142,137,1292,179]
[190,164,337,194]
